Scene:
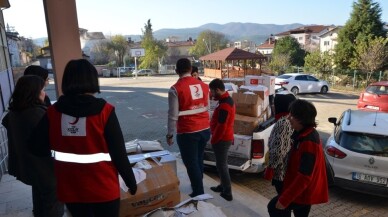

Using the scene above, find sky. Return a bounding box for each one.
[3,0,388,39]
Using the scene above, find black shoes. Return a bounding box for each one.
[220,192,233,201]
[210,185,223,192]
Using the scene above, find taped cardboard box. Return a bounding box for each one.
[228,134,252,159]
[232,92,263,117]
[119,163,180,217]
[234,114,261,136]
[238,85,270,111]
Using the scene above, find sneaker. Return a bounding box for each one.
[210,185,223,192]
[220,192,233,201]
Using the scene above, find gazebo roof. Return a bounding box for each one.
[199,47,265,61]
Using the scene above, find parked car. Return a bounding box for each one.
[132,69,155,76]
[275,73,329,95]
[357,81,388,112]
[325,109,388,197]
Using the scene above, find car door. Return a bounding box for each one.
[306,75,321,92]
[294,75,308,93]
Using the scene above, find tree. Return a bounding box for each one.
[353,36,388,84]
[140,19,168,70]
[304,50,333,78]
[90,40,112,65]
[269,53,291,74]
[334,0,386,70]
[107,35,128,67]
[189,30,228,58]
[271,36,305,70]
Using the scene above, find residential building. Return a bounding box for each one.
[160,37,196,73]
[228,40,256,53]
[275,25,330,51]
[36,46,52,72]
[79,28,106,58]
[257,36,275,56]
[319,26,341,54]
[5,26,21,67]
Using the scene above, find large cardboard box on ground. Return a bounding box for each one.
[234,114,261,135]
[238,85,270,110]
[232,92,263,117]
[119,162,180,217]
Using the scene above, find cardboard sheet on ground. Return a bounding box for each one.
[145,194,226,217]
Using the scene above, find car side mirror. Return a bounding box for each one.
[328,117,337,126]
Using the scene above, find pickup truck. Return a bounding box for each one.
[203,117,276,173]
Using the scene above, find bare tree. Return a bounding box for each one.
[354,36,388,84]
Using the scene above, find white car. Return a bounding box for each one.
[275,73,329,95]
[325,109,388,197]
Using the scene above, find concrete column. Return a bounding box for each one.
[43,0,82,97]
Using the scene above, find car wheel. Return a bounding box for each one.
[321,86,328,94]
[291,87,299,95]
[325,155,335,187]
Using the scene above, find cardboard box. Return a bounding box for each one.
[228,134,252,159]
[239,85,270,111]
[232,92,263,117]
[119,163,180,217]
[234,114,260,135]
[222,78,244,87]
[245,75,265,86]
[262,75,276,95]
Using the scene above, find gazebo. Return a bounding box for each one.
[199,47,266,79]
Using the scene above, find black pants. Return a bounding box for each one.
[32,184,64,217]
[268,196,311,217]
[272,179,283,195]
[66,198,120,217]
[212,140,232,195]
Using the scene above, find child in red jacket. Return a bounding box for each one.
[267,99,328,217]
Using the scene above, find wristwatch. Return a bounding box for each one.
[166,134,173,139]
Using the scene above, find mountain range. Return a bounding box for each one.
[33,22,305,46]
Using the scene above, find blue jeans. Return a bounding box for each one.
[177,129,210,196]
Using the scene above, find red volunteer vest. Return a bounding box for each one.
[173,76,210,134]
[47,103,119,203]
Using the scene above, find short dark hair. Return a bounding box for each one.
[191,66,198,74]
[289,99,317,128]
[274,94,296,115]
[62,59,100,95]
[209,78,225,91]
[175,58,191,75]
[24,65,49,80]
[9,75,45,111]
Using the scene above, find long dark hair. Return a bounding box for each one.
[8,75,45,112]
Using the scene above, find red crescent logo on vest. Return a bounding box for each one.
[69,117,79,125]
[194,85,199,93]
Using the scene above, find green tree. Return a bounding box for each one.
[334,0,386,70]
[269,53,291,74]
[189,30,228,58]
[353,36,388,84]
[304,50,333,78]
[90,40,112,65]
[140,19,168,70]
[271,36,305,68]
[107,35,128,67]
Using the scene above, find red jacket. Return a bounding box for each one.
[47,103,120,203]
[173,76,210,134]
[278,127,329,207]
[210,92,235,144]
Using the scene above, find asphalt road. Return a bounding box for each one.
[46,76,388,217]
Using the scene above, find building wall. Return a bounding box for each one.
[320,31,338,53]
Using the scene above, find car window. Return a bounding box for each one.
[366,85,388,95]
[339,132,388,156]
[334,114,344,143]
[295,75,307,81]
[277,75,292,79]
[307,75,318,81]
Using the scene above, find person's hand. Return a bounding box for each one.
[128,184,137,195]
[167,137,174,145]
[275,200,286,210]
[263,167,274,181]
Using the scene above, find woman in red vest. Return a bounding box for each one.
[31,59,137,217]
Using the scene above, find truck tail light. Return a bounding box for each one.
[326,146,347,159]
[252,139,264,159]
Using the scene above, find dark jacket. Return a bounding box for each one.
[210,92,235,144]
[2,105,47,185]
[30,94,137,195]
[278,127,329,207]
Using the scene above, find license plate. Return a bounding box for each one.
[352,172,387,185]
[366,105,379,110]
